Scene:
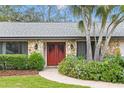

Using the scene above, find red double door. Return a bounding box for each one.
[47,42,65,66]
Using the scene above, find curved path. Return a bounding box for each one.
[39,68,124,88]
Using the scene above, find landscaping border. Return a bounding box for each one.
[0,70,38,76]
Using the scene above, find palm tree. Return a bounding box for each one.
[71,5,124,61]
[71,5,95,60]
[88,5,124,60]
[100,5,124,60]
[94,6,116,60]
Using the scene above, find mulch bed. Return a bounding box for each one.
[0,70,38,76]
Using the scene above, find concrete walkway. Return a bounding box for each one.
[39,68,124,88]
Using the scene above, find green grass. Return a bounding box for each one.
[0,75,89,88]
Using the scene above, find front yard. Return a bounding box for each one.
[0,75,89,88]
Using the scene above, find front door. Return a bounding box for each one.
[47,42,65,66]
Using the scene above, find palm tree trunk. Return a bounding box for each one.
[86,30,92,61]
[100,34,111,60]
[100,25,117,60]
[94,30,103,61]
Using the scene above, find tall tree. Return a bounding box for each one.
[94,6,115,60]
[100,6,124,60]
[0,5,76,22]
[71,5,124,61]
[0,6,14,21]
[92,5,124,60]
[72,6,95,60]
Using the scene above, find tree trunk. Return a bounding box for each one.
[100,24,118,60]
[48,6,52,22]
[94,30,103,61]
[86,30,92,61]
[100,35,111,60]
[93,22,97,47]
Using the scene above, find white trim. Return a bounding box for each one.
[44,40,66,42]
[44,42,47,68]
[0,40,28,42]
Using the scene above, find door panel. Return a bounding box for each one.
[47,43,56,66]
[57,44,65,65]
[47,42,65,66]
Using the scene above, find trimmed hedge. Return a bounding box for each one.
[0,54,28,70]
[28,52,45,71]
[58,55,124,83]
[0,52,45,71]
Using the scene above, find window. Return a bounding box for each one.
[91,41,95,59]
[77,41,96,59]
[77,41,87,58]
[0,42,28,54]
[0,43,2,54]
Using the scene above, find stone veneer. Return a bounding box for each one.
[66,40,77,56]
[28,40,77,67]
[28,40,77,56]
[28,40,44,56]
[106,40,120,55]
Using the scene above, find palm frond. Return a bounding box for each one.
[96,6,115,30]
[120,5,124,12]
[78,20,85,32]
[71,5,82,17]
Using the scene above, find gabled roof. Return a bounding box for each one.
[0,22,124,39]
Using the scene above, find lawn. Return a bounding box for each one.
[0,75,89,88]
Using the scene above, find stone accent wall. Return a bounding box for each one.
[106,40,120,55]
[28,40,44,56]
[66,40,77,56]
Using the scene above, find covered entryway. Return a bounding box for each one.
[47,42,65,66]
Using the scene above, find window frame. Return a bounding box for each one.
[0,41,28,54]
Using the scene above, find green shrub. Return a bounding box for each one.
[58,56,124,83]
[82,61,104,80]
[58,55,80,76]
[104,55,124,68]
[58,55,85,77]
[28,52,45,71]
[100,63,124,82]
[0,54,28,70]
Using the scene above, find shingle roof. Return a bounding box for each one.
[0,22,123,38]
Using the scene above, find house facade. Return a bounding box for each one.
[0,22,124,67]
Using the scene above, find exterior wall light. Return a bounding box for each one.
[34,43,38,50]
[70,44,74,50]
